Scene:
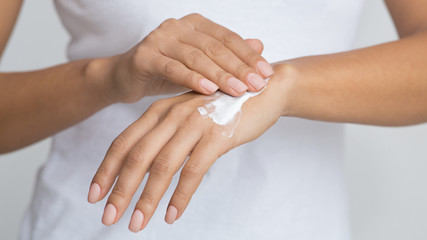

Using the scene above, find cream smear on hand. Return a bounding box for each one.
[197,78,270,137]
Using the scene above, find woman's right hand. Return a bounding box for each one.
[98,13,273,103]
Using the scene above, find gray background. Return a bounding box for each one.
[1,0,426,239]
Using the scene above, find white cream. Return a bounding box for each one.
[197,78,269,137]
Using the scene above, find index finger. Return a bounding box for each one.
[181,13,274,78]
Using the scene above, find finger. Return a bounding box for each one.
[166,134,228,223]
[102,112,179,226]
[245,39,264,55]
[88,103,166,204]
[149,52,219,95]
[129,125,202,232]
[182,13,274,78]
[156,16,258,93]
[163,41,250,96]
[178,32,263,93]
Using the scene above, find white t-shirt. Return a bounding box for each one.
[20,1,364,239]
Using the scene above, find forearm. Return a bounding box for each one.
[278,30,427,126]
[0,57,116,153]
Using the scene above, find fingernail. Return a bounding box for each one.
[165,205,178,224]
[200,79,219,93]
[247,73,266,91]
[88,183,101,204]
[256,61,274,77]
[102,203,117,226]
[129,210,144,233]
[228,77,248,94]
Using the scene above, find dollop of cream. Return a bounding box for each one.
[197,78,269,137]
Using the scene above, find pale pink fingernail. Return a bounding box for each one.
[256,61,274,77]
[165,205,178,224]
[247,73,266,91]
[200,79,219,93]
[129,210,144,233]
[102,203,117,226]
[228,77,248,94]
[88,183,101,203]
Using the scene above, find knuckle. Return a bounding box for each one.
[144,102,165,123]
[111,184,127,200]
[163,60,181,75]
[95,166,109,179]
[139,192,156,209]
[169,103,192,118]
[159,18,178,29]
[174,189,191,202]
[109,136,128,154]
[209,124,226,137]
[213,70,229,85]
[150,99,169,110]
[184,71,198,86]
[206,131,229,156]
[186,49,204,65]
[142,30,164,48]
[150,157,172,176]
[125,149,144,169]
[182,13,203,22]
[144,31,157,43]
[206,42,226,57]
[245,52,263,64]
[145,29,169,47]
[188,13,202,19]
[233,63,250,77]
[187,110,203,125]
[223,32,241,45]
[181,162,203,179]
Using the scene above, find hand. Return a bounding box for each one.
[100,13,273,103]
[87,64,289,232]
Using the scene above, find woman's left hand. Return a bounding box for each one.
[88,64,291,232]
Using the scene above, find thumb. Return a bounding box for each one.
[244,38,264,55]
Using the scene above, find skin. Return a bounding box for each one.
[87,0,427,233]
[95,64,285,231]
[0,10,271,153]
[0,0,22,58]
[2,0,427,234]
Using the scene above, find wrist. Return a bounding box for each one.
[270,62,300,117]
[85,56,122,104]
